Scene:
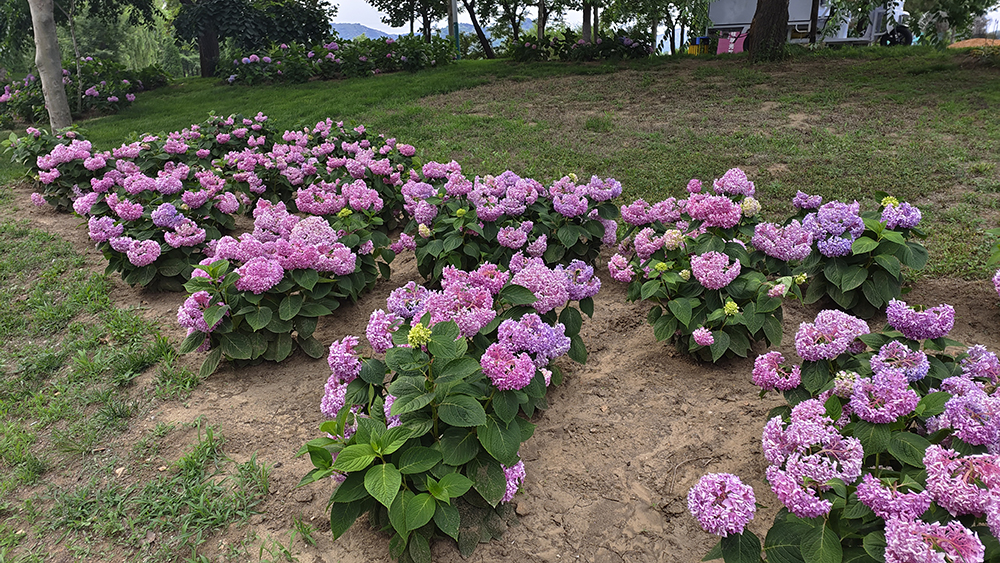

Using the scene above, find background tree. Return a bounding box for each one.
[460,0,498,57]
[366,0,447,42]
[744,0,790,62]
[174,0,335,78]
[26,0,71,129]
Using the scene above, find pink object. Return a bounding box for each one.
[718,32,747,54]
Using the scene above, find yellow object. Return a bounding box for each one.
[687,44,710,55]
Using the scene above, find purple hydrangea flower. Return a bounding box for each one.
[850,370,919,424]
[687,194,742,229]
[884,517,984,563]
[233,257,284,294]
[608,254,633,283]
[328,336,361,383]
[387,281,430,319]
[366,309,401,354]
[752,351,802,391]
[687,473,756,537]
[870,340,930,382]
[510,264,570,315]
[126,239,160,266]
[885,299,955,341]
[692,327,714,347]
[962,345,1000,384]
[794,309,869,361]
[751,221,813,261]
[690,251,741,290]
[802,200,864,257]
[881,201,921,230]
[501,460,526,503]
[856,473,931,521]
[792,191,822,210]
[712,168,755,197]
[481,343,535,391]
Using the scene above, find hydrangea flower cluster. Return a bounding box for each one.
[794,309,869,361]
[886,299,955,341]
[321,336,362,418]
[802,200,865,257]
[751,221,813,261]
[690,251,741,290]
[687,473,757,537]
[752,351,802,391]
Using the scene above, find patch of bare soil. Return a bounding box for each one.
[9,181,1000,562]
[949,38,1000,49]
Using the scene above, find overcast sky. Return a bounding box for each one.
[331,2,998,36]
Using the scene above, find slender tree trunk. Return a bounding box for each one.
[54,0,83,113]
[582,2,591,42]
[592,4,599,37]
[422,9,432,43]
[461,0,496,58]
[537,0,547,40]
[26,0,71,130]
[746,0,790,62]
[198,27,219,78]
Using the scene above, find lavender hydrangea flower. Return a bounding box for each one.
[752,351,802,391]
[939,389,1000,447]
[751,221,813,261]
[792,191,823,210]
[328,336,361,383]
[501,460,526,503]
[387,281,430,319]
[608,254,633,283]
[962,345,1000,384]
[511,263,570,315]
[686,473,756,537]
[690,251,741,290]
[560,260,601,301]
[994,268,1000,299]
[692,327,714,347]
[802,200,864,257]
[850,370,919,424]
[320,378,349,418]
[766,465,832,518]
[856,473,931,521]
[687,194,742,229]
[366,309,401,354]
[498,226,528,249]
[885,299,955,341]
[151,203,185,228]
[233,257,284,294]
[870,340,930,382]
[481,343,535,391]
[384,395,401,429]
[884,517,984,563]
[881,201,921,230]
[712,168,755,197]
[924,445,1000,517]
[794,309,869,361]
[127,239,161,266]
[496,314,570,367]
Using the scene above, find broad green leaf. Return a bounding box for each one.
[841,266,868,291]
[567,333,588,364]
[439,428,480,465]
[667,298,693,327]
[763,316,783,346]
[199,347,223,377]
[434,501,460,540]
[466,455,506,507]
[409,532,431,563]
[404,493,436,531]
[203,303,229,332]
[332,444,377,472]
[703,540,723,561]
[388,489,412,539]
[863,532,886,563]
[179,330,208,354]
[801,361,829,395]
[477,415,522,466]
[888,432,932,468]
[219,333,253,360]
[492,390,520,424]
[853,420,891,455]
[873,254,901,279]
[641,279,661,301]
[438,472,473,498]
[330,499,363,540]
[498,284,538,306]
[378,426,412,456]
[763,514,809,563]
[721,531,762,563]
[438,394,487,427]
[709,331,730,362]
[360,358,388,385]
[399,447,442,475]
[245,307,272,331]
[559,307,583,337]
[297,335,326,359]
[306,443,333,470]
[915,391,950,417]
[292,268,319,291]
[852,236,879,254]
[386,347,430,373]
[365,463,402,508]
[391,392,435,416]
[801,521,841,563]
[278,293,304,321]
[331,472,369,503]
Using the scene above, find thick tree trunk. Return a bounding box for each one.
[462,0,496,58]
[198,28,219,78]
[582,2,591,42]
[422,10,432,43]
[26,0,71,130]
[745,0,790,62]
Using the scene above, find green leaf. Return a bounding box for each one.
[703,540,723,561]
[245,307,272,331]
[477,415,522,466]
[365,463,402,508]
[763,316,783,346]
[438,394,488,427]
[329,499,363,540]
[721,531,762,563]
[408,532,431,563]
[888,432,932,468]
[567,333,588,364]
[379,426,412,456]
[709,331,730,362]
[915,391,950,417]
[764,513,809,563]
[852,236,879,254]
[492,390,520,424]
[399,447,442,475]
[898,241,928,270]
[863,532,886,563]
[466,455,506,507]
[203,303,228,331]
[292,268,319,291]
[219,333,253,360]
[800,522,842,563]
[557,225,579,248]
[853,420,892,455]
[404,493,436,531]
[391,392,435,416]
[498,284,537,306]
[278,293,304,321]
[299,301,334,317]
[559,306,583,337]
[359,359,387,385]
[179,330,208,354]
[306,443,333,470]
[434,502,460,540]
[439,428,480,466]
[872,254,901,280]
[801,361,829,395]
[386,347,430,373]
[843,500,875,520]
[667,298,693,327]
[388,489,412,539]
[438,472,473,498]
[428,321,465,359]
[640,279,661,301]
[653,315,678,342]
[198,347,223,377]
[332,444,377,472]
[297,335,326,359]
[841,266,868,291]
[580,296,594,317]
[331,472,369,503]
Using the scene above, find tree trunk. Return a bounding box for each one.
[26,0,71,130]
[582,2,591,42]
[422,9,432,43]
[592,4,599,37]
[537,0,547,40]
[198,27,219,78]
[462,0,496,58]
[745,0,790,62]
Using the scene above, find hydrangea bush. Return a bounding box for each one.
[177,199,393,375]
[299,260,599,561]
[692,300,1000,563]
[400,168,620,283]
[611,169,797,362]
[787,191,928,319]
[226,35,454,85]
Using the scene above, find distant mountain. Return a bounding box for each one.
[331,23,396,40]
